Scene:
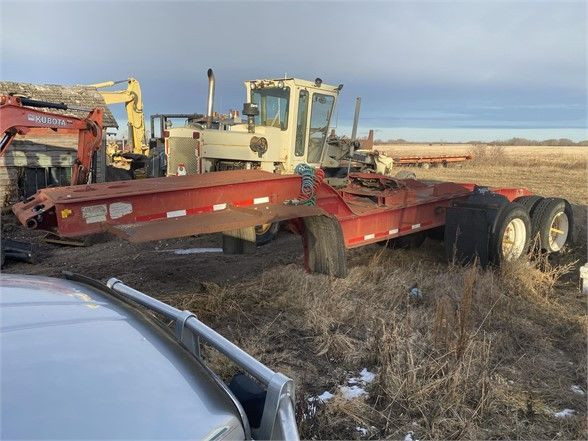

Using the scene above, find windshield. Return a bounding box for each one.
[251,87,290,130]
[307,93,335,163]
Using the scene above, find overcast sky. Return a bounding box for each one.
[1,0,586,141]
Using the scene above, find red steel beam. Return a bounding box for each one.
[13,170,309,237]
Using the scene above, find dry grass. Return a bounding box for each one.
[377,144,588,205]
[4,140,585,439]
[377,143,588,256]
[156,241,587,440]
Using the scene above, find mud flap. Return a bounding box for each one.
[302,215,348,278]
[444,206,491,267]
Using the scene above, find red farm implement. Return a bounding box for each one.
[392,154,472,168]
[12,169,573,277]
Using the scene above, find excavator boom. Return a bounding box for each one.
[89,78,147,155]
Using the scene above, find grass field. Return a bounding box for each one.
[380,144,587,253]
[3,144,587,439]
[170,144,588,439]
[378,144,587,205]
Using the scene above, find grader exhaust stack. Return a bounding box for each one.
[206,68,215,128]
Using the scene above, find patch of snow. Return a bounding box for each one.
[340,385,367,400]
[571,385,585,396]
[305,390,334,419]
[349,368,376,386]
[554,408,575,418]
[409,287,423,300]
[160,247,223,255]
[359,368,376,383]
[304,404,316,420]
[307,369,376,414]
[404,431,420,441]
[356,427,368,436]
[317,390,334,402]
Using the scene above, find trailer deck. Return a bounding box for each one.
[13,169,530,256]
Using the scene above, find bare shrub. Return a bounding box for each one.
[467,143,488,163]
[487,144,506,162]
[468,144,507,165]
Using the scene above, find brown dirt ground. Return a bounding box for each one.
[1,145,587,439]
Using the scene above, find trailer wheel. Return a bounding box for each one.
[421,162,430,169]
[490,203,531,264]
[255,222,280,246]
[513,195,543,216]
[530,198,573,253]
[303,216,347,278]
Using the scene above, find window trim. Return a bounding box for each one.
[307,92,335,163]
[250,87,291,131]
[294,90,309,157]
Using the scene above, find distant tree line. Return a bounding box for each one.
[374,137,588,146]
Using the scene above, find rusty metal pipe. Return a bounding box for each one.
[206,68,215,128]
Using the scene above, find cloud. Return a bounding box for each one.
[1,0,585,139]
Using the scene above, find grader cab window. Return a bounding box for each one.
[307,93,335,163]
[251,87,290,130]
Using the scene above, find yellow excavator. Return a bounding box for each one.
[87,78,148,175]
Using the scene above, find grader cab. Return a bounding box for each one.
[161,70,343,177]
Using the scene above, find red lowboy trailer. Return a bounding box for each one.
[12,169,573,277]
[392,154,472,168]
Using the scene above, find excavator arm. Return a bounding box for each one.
[88,78,147,155]
[0,95,103,185]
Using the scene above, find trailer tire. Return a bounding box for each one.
[255,222,280,246]
[490,203,531,265]
[421,162,430,169]
[530,198,573,253]
[303,216,347,278]
[513,195,543,216]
